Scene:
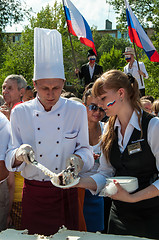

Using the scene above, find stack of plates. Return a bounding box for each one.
[99,176,138,196]
[106,176,138,193]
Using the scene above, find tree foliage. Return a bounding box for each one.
[97,33,129,58]
[105,0,159,30]
[0,0,31,31]
[99,46,126,72]
[0,1,159,98]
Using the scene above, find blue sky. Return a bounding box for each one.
[5,0,117,32]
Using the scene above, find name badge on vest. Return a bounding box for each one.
[127,142,142,155]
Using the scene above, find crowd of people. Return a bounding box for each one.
[0,27,159,240]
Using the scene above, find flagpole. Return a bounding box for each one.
[62,0,78,70]
[132,41,143,86]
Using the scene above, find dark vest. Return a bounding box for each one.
[109,111,158,191]
[108,112,159,238]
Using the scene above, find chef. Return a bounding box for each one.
[5,28,94,236]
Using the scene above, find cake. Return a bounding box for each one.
[0,229,49,240]
[51,164,80,188]
[0,227,150,240]
[52,226,149,240]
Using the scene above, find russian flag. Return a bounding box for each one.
[63,0,97,55]
[125,0,159,62]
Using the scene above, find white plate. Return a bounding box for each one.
[106,176,138,193]
[51,177,80,189]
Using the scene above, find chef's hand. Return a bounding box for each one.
[15,144,35,165]
[66,154,84,175]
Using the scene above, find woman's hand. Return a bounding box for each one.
[110,180,159,203]
[108,180,134,203]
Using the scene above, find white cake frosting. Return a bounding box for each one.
[0,226,150,240]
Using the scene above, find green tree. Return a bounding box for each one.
[105,0,159,98]
[97,33,129,58]
[0,0,32,74]
[0,2,86,95]
[144,55,159,98]
[0,3,64,88]
[0,34,34,87]
[0,0,31,31]
[105,0,159,30]
[99,46,126,72]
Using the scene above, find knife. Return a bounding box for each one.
[27,154,56,178]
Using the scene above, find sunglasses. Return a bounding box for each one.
[87,104,105,112]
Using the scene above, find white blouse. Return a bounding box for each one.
[91,111,159,194]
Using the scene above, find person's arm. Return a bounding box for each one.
[7,172,15,227]
[100,65,103,74]
[77,65,86,80]
[0,160,9,181]
[5,108,27,171]
[77,176,97,191]
[148,117,159,190]
[78,145,115,194]
[139,62,148,79]
[109,180,159,203]
[0,113,11,171]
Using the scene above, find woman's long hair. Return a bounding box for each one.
[92,70,142,162]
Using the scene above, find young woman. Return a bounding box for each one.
[152,99,159,117]
[82,88,105,232]
[78,70,159,239]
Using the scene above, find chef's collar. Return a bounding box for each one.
[35,96,63,112]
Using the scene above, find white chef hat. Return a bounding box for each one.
[33,27,65,81]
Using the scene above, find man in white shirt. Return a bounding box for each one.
[5,28,93,236]
[0,112,10,231]
[0,74,27,119]
[123,47,148,96]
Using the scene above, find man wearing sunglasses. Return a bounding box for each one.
[75,49,103,87]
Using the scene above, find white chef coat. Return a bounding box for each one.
[91,111,159,194]
[124,60,148,90]
[5,97,94,181]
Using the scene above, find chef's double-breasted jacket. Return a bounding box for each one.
[5,97,94,181]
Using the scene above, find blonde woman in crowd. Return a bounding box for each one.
[152,99,159,117]
[140,98,152,113]
[82,87,106,232]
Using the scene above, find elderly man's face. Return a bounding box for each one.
[33,78,64,111]
[2,78,22,106]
